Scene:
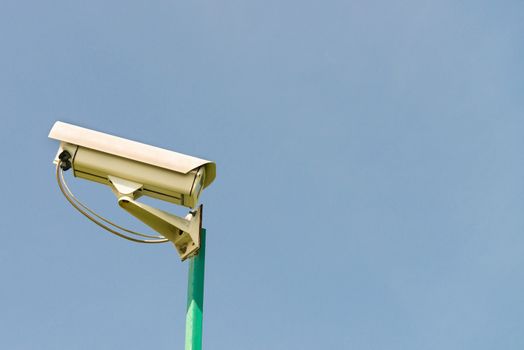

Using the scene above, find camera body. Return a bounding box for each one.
[49,121,216,208]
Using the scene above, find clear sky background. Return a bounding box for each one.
[1,1,524,349]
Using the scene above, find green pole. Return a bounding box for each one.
[185,229,206,350]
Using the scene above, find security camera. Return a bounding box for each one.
[49,121,216,260]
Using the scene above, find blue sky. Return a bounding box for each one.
[1,1,524,349]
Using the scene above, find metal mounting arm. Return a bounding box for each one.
[109,176,203,260]
[119,198,202,260]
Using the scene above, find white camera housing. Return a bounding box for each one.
[49,121,216,260]
[49,121,216,209]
